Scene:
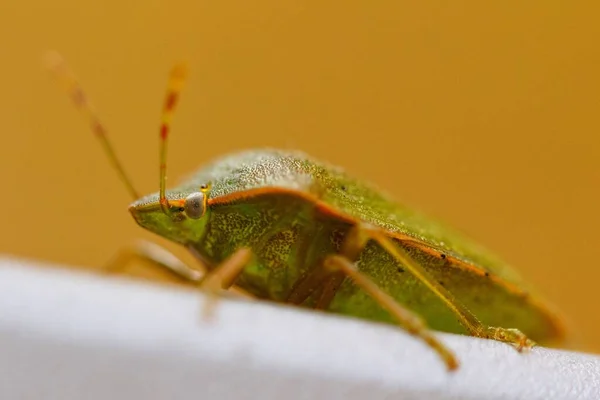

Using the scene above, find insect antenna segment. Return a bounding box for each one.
[158,63,188,215]
[44,51,140,200]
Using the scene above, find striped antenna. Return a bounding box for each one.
[158,64,188,215]
[45,51,140,200]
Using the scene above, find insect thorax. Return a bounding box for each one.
[193,192,350,300]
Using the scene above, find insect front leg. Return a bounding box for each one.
[104,240,205,282]
[364,226,535,352]
[193,247,254,319]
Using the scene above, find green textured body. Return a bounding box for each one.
[130,149,565,344]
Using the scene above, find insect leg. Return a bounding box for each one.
[363,225,535,352]
[196,247,254,319]
[287,222,369,306]
[289,222,378,306]
[104,240,204,282]
[287,268,347,309]
[285,223,458,368]
[323,254,459,370]
[314,273,345,309]
[312,225,371,308]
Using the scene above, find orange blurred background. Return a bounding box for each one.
[1,2,599,352]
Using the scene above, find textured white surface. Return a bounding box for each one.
[0,256,598,400]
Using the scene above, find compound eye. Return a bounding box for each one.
[184,192,205,219]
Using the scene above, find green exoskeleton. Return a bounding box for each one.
[47,52,566,371]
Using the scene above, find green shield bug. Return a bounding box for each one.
[47,52,567,371]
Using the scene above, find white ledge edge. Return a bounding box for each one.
[0,256,598,400]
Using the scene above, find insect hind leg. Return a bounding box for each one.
[364,225,535,352]
[287,223,459,370]
[323,254,459,370]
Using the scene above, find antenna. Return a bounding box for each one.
[45,51,140,200]
[158,64,188,215]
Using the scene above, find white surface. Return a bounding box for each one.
[0,256,598,400]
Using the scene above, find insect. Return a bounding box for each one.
[46,52,567,371]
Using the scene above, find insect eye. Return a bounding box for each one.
[184,192,206,219]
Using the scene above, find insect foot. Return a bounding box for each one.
[482,326,536,352]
